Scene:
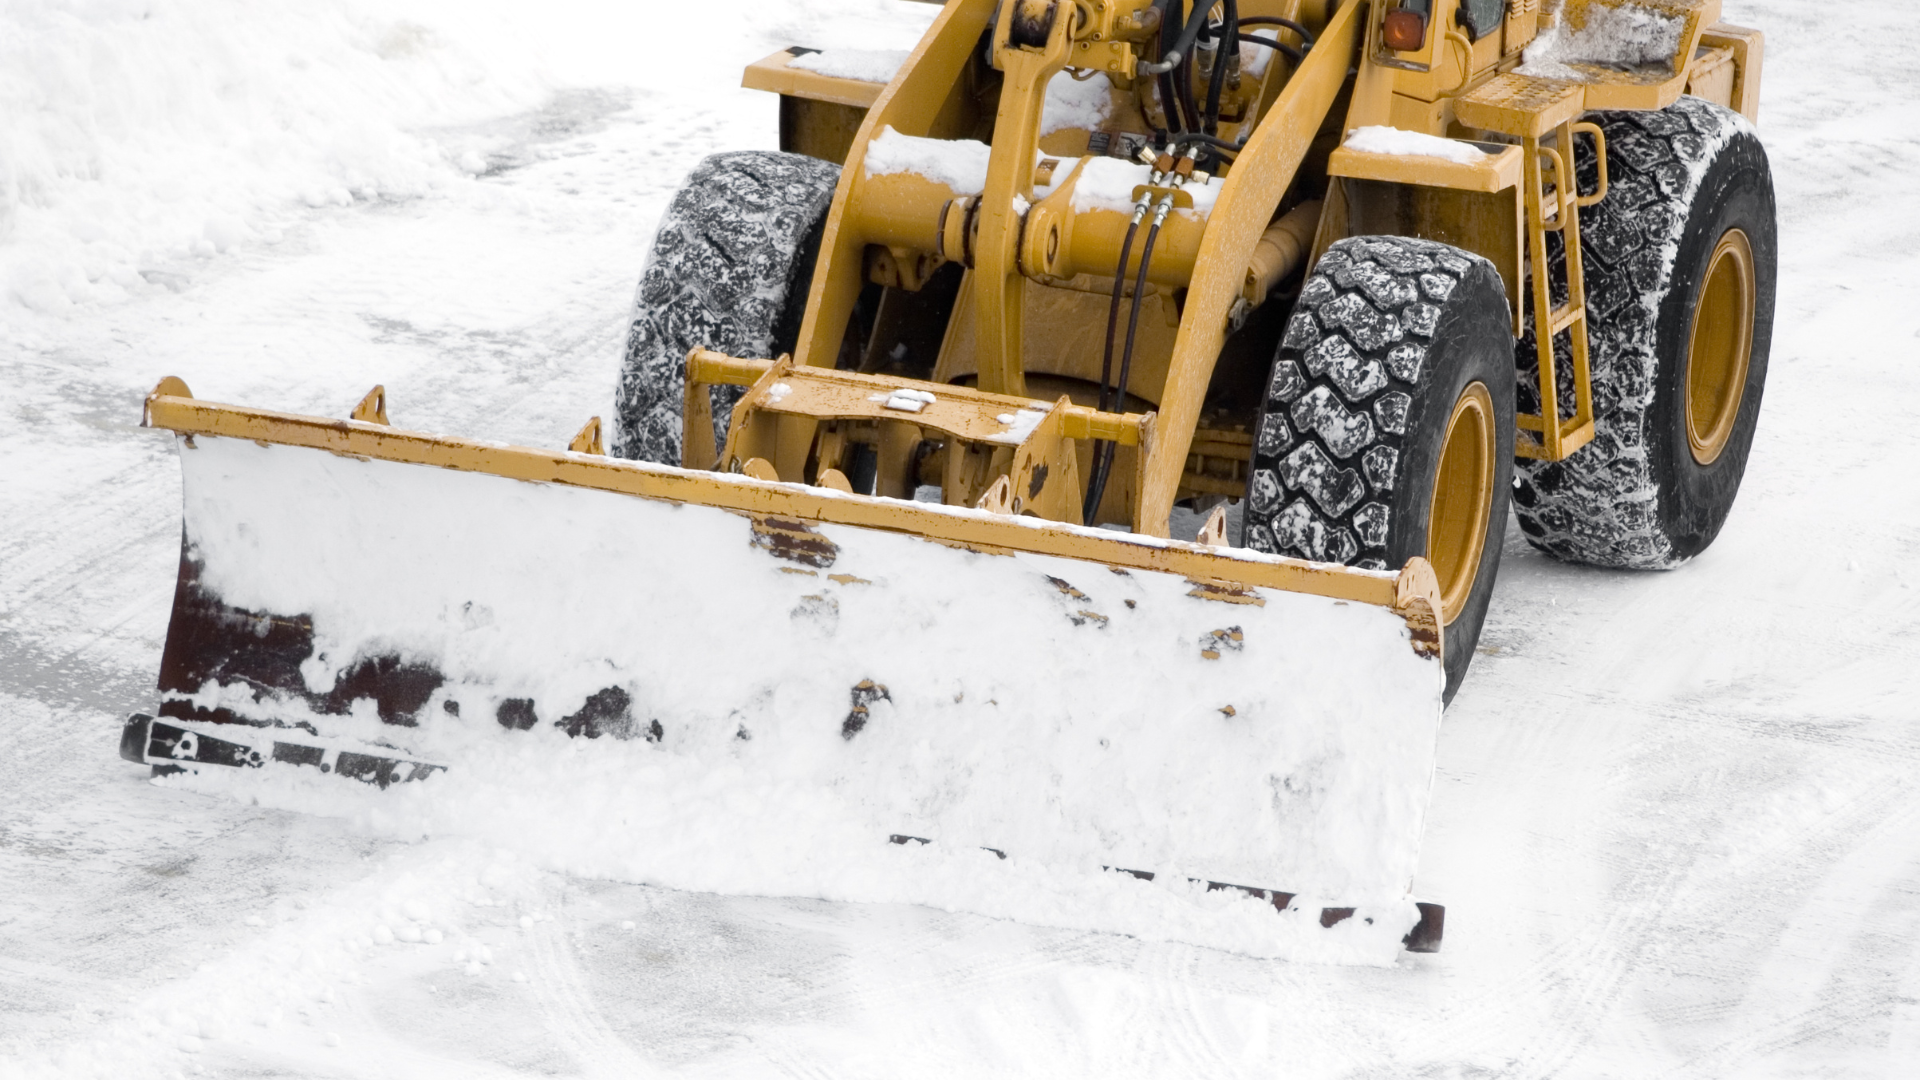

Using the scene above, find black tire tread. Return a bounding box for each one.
[611,151,841,465]
[1513,97,1771,568]
[1244,235,1503,571]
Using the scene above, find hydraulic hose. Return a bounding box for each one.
[1234,15,1315,48]
[1179,132,1246,154]
[1084,192,1177,523]
[1158,69,1188,133]
[1176,52,1199,137]
[1200,0,1237,136]
[1238,31,1306,66]
[1156,0,1190,131]
[1085,179,1155,523]
[1084,238,1133,522]
[1114,199,1173,445]
[1140,0,1226,76]
[1096,219,1143,417]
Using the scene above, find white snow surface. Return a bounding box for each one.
[866,98,1218,220]
[854,67,1114,138]
[992,406,1053,445]
[863,126,998,194]
[872,386,936,410]
[788,47,912,84]
[1240,28,1283,81]
[1519,2,1687,80]
[7,0,1920,1076]
[1069,156,1221,217]
[1345,126,1489,164]
[1039,70,1113,136]
[0,0,545,314]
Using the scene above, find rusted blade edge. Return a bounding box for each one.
[889,834,1445,952]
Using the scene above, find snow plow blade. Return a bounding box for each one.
[138,378,1449,952]
[120,712,444,787]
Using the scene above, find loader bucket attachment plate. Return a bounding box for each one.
[141,384,1447,942]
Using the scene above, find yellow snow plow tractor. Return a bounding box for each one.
[128,0,1773,954]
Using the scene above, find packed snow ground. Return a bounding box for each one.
[4,0,1920,1076]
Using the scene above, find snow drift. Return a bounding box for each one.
[0,0,549,313]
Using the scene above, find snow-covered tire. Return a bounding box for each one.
[611,151,841,465]
[1513,98,1777,567]
[1243,235,1516,702]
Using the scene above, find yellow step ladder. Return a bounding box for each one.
[1455,73,1610,461]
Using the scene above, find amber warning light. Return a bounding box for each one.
[1384,9,1428,51]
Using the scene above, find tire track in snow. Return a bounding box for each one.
[1414,722,1916,1077]
[324,988,543,1080]
[1388,693,1713,1075]
[743,1033,841,1080]
[1136,944,1275,1076]
[1508,861,1699,1075]
[1624,769,1920,1071]
[523,918,669,1080]
[1402,588,1920,1077]
[727,909,1141,1072]
[789,918,1120,1025]
[1656,790,1920,1076]
[1641,691,1920,766]
[626,901,1131,1076]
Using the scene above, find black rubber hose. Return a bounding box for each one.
[1158,0,1189,131]
[1084,204,1169,522]
[1114,213,1166,454]
[1159,68,1188,132]
[1178,132,1244,153]
[1166,0,1223,59]
[1202,0,1236,136]
[1151,0,1222,129]
[1234,15,1314,47]
[1097,220,1143,416]
[1238,31,1305,65]
[1177,53,1201,139]
[1085,214,1144,523]
[1180,1,1218,136]
[1149,0,1230,70]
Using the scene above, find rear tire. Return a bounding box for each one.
[612,151,841,465]
[1243,235,1516,703]
[1513,98,1777,567]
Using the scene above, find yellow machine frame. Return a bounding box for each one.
[136,0,1764,691]
[728,0,1763,531]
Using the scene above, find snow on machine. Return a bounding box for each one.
[127,0,1775,955]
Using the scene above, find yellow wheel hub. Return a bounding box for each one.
[1684,229,1757,466]
[1428,381,1496,625]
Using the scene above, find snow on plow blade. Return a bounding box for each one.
[138,378,1448,953]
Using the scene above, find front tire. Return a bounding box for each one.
[1243,235,1516,702]
[1513,98,1777,567]
[612,151,841,465]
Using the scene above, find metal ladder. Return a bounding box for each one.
[1455,74,1609,460]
